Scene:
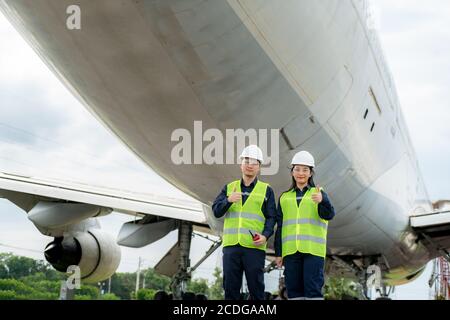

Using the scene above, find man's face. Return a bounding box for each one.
[240,158,260,177]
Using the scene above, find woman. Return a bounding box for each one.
[274,151,335,300]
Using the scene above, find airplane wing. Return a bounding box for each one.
[0,171,206,224]
[411,210,450,261]
[0,170,214,248]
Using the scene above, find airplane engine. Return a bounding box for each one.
[44,229,121,283]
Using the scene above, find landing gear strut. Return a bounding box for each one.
[170,221,193,300]
[167,220,222,300]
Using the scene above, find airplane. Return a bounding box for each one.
[1,0,450,300]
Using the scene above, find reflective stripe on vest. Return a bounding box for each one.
[222,180,268,251]
[280,188,328,258]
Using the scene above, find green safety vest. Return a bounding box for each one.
[222,180,268,251]
[280,188,328,258]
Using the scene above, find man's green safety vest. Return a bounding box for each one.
[280,187,328,258]
[222,180,268,251]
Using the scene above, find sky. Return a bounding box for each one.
[1,1,449,299]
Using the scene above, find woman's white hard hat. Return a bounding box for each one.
[291,151,315,167]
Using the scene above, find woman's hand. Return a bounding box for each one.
[311,186,323,204]
[275,257,283,268]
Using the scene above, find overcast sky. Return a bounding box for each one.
[1,1,449,299]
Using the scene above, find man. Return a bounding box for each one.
[212,145,276,300]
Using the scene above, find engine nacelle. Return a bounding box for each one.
[45,229,121,283]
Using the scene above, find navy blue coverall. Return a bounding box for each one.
[212,178,276,300]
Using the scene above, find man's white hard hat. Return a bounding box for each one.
[291,151,315,168]
[239,145,264,163]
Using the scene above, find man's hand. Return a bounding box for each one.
[227,185,242,203]
[311,185,323,204]
[253,233,267,246]
[275,257,283,268]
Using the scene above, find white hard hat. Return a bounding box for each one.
[291,151,315,167]
[239,145,264,163]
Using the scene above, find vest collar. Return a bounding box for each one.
[293,184,311,193]
[241,177,258,188]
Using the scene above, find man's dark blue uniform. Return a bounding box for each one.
[213,178,276,300]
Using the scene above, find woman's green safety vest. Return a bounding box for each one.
[280,188,328,258]
[222,180,268,251]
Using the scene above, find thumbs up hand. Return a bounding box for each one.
[311,185,323,204]
[227,185,242,203]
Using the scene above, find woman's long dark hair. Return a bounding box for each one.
[286,166,316,192]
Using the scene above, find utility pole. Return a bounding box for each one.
[135,256,142,297]
[143,270,146,289]
[108,277,111,294]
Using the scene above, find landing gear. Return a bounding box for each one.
[168,220,222,300]
[170,221,193,300]
[361,274,394,300]
[375,285,394,300]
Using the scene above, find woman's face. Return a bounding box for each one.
[292,165,311,186]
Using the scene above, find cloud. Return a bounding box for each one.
[374,0,450,202]
[0,13,63,87]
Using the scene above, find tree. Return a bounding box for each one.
[0,257,8,279]
[0,290,17,300]
[0,253,58,280]
[100,293,120,300]
[136,288,155,300]
[0,253,33,278]
[0,278,34,296]
[324,277,361,300]
[109,272,136,300]
[76,284,100,300]
[208,268,224,300]
[2,254,39,278]
[0,278,56,299]
[142,268,171,291]
[187,278,209,295]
